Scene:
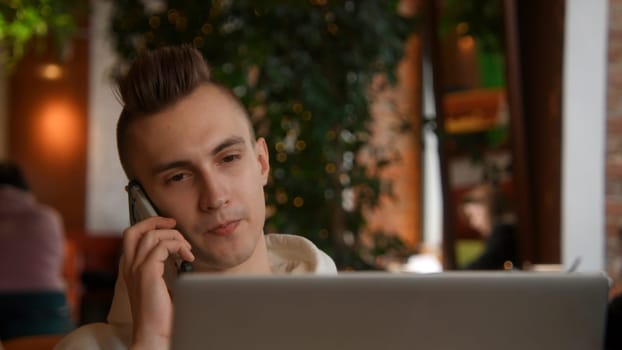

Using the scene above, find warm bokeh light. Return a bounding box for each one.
[39,64,63,80]
[458,35,475,51]
[456,22,470,36]
[36,100,81,162]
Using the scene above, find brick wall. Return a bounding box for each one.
[606,0,622,294]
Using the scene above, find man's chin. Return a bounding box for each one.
[191,247,253,272]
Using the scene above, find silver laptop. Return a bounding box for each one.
[171,272,610,350]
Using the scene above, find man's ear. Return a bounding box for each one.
[255,137,270,185]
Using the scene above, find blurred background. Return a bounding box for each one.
[0,0,619,329]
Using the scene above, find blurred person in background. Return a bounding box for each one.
[0,161,73,340]
[460,182,519,270]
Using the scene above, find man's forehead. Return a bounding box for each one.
[128,123,252,159]
[122,84,255,169]
[177,84,253,137]
[197,83,248,117]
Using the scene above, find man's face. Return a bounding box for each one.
[124,84,270,271]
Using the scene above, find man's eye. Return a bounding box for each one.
[167,173,187,183]
[222,154,241,163]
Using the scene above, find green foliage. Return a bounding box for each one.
[0,0,81,69]
[109,0,416,269]
[441,0,503,52]
[366,231,417,261]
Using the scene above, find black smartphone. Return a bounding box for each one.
[126,180,193,274]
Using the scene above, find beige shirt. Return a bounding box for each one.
[54,234,337,350]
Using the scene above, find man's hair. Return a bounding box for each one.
[116,44,253,178]
[0,161,29,191]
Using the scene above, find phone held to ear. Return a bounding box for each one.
[128,180,158,225]
[127,180,193,274]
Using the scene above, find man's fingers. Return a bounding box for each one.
[133,239,195,277]
[132,229,192,269]
[122,216,176,263]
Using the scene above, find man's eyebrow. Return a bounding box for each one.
[152,160,193,175]
[151,136,247,175]
[211,136,246,156]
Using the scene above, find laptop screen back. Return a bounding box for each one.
[171,272,609,350]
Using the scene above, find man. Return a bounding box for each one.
[55,45,336,350]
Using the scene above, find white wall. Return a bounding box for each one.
[85,0,128,234]
[562,0,608,272]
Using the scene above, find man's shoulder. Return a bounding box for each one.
[53,323,129,350]
[265,233,337,274]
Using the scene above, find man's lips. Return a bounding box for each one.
[207,220,240,236]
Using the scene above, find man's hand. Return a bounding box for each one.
[122,216,195,350]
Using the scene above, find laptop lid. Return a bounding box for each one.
[171,272,609,350]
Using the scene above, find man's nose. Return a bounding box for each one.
[198,172,229,211]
